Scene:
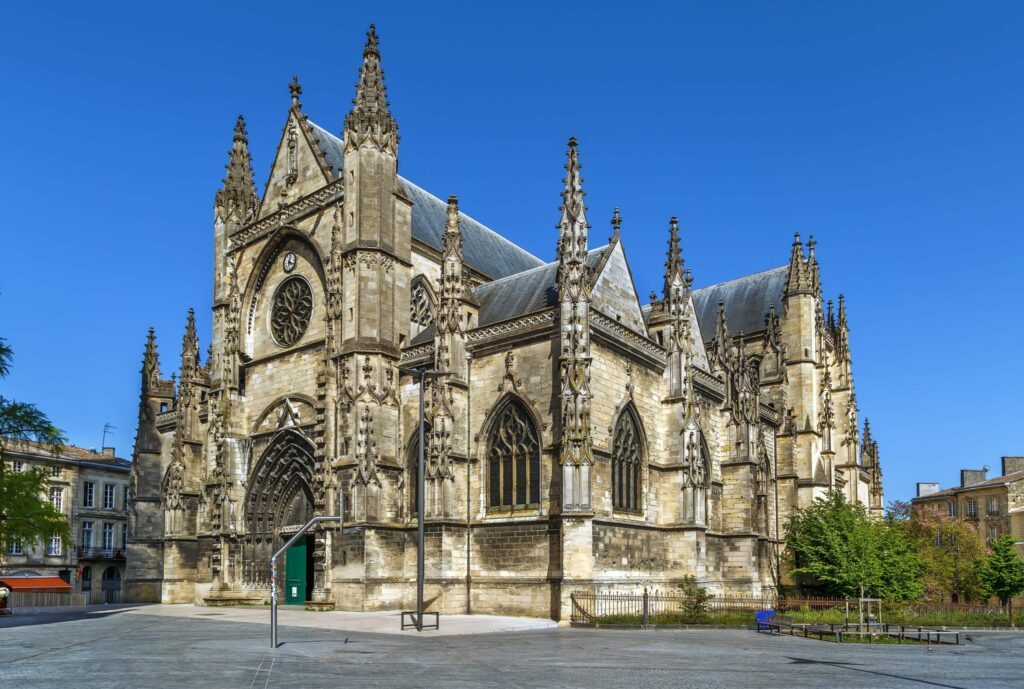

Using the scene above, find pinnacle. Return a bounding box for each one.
[233,115,247,142]
[609,207,622,243]
[289,75,302,109]
[663,216,687,300]
[345,23,397,147]
[364,24,380,57]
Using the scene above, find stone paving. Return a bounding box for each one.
[2,605,1023,688]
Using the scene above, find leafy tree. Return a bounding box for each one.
[908,504,989,602]
[0,336,70,559]
[786,490,922,600]
[979,536,1024,624]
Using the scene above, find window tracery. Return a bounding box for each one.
[486,398,540,508]
[612,407,643,512]
[270,276,313,347]
[410,277,435,327]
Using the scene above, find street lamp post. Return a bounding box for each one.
[398,365,449,631]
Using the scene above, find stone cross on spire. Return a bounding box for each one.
[289,75,302,110]
[344,24,398,154]
[214,115,258,221]
[609,207,622,243]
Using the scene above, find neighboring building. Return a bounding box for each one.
[127,26,883,619]
[1,440,131,602]
[912,456,1024,556]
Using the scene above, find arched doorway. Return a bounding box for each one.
[101,566,121,603]
[242,429,316,602]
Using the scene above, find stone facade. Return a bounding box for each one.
[1,441,130,601]
[127,26,883,619]
[912,456,1024,559]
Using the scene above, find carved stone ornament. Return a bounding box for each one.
[270,276,313,347]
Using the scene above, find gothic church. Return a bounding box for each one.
[127,26,884,619]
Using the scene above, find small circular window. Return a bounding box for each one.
[270,276,313,347]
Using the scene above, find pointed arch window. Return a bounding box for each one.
[410,276,435,327]
[612,407,644,512]
[486,398,541,508]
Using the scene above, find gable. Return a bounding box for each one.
[258,112,333,219]
[591,241,647,335]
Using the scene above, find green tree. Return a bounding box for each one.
[0,336,70,558]
[979,535,1024,624]
[786,491,922,600]
[908,505,989,602]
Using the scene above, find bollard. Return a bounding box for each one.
[642,588,649,627]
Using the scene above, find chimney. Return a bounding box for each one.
[101,447,116,458]
[960,467,988,487]
[1002,456,1024,475]
[916,483,940,498]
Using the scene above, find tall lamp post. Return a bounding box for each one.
[398,365,449,631]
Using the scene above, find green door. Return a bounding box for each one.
[284,539,307,605]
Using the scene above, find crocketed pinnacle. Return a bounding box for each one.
[215,115,258,219]
[442,195,463,261]
[556,137,590,278]
[663,216,690,300]
[142,327,161,390]
[344,24,398,151]
[785,232,816,296]
[180,308,200,378]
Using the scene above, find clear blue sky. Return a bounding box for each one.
[1,2,1021,501]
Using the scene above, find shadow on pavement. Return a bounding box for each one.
[0,605,150,630]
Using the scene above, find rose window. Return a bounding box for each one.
[270,277,313,347]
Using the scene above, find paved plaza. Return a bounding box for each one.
[2,605,1023,689]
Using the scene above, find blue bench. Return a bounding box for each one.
[755,609,777,631]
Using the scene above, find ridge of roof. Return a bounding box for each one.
[692,265,789,295]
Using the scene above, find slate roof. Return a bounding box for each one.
[913,470,1024,500]
[475,247,607,326]
[692,266,789,341]
[307,122,544,280]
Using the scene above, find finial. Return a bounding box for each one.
[289,75,302,109]
[233,115,247,142]
[365,23,380,57]
[610,207,622,242]
[567,136,578,149]
[807,234,817,258]
[649,290,657,302]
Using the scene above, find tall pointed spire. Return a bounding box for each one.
[556,137,590,292]
[344,24,398,154]
[142,328,161,391]
[214,115,258,220]
[663,216,690,301]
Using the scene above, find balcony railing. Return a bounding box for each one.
[77,547,126,560]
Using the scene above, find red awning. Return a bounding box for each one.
[0,577,73,592]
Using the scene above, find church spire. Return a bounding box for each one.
[214,115,258,221]
[142,327,161,392]
[663,216,690,301]
[344,24,398,154]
